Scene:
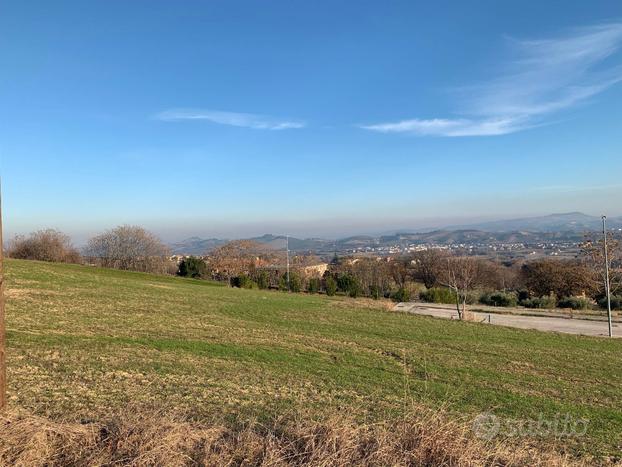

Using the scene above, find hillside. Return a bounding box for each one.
[3,259,622,460]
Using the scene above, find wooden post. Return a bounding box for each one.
[0,188,5,410]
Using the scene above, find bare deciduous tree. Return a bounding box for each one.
[208,240,283,283]
[332,257,392,298]
[477,260,520,292]
[389,257,410,289]
[410,249,447,288]
[582,232,622,297]
[84,225,171,273]
[8,229,81,263]
[439,256,482,320]
[520,259,594,299]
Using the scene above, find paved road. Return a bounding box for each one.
[394,303,621,338]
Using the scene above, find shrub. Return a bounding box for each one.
[558,296,591,310]
[420,287,457,304]
[9,229,81,264]
[325,276,337,296]
[279,272,302,292]
[336,273,357,293]
[520,294,557,309]
[307,277,321,294]
[290,273,302,293]
[391,287,410,303]
[462,291,479,305]
[517,290,530,303]
[232,274,257,289]
[335,273,362,298]
[598,295,622,310]
[177,257,207,278]
[479,291,518,308]
[256,271,270,290]
[406,283,426,301]
[348,280,363,298]
[369,285,381,300]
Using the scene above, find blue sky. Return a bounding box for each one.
[1,1,622,241]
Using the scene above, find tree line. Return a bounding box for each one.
[7,226,174,274]
[7,227,622,315]
[179,236,622,314]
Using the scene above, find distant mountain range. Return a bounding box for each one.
[169,212,622,255]
[169,237,227,255]
[446,212,622,233]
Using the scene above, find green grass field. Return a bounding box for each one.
[4,259,622,459]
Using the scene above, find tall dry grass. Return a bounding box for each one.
[0,407,586,466]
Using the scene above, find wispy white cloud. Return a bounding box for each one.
[362,22,622,137]
[361,116,532,137]
[155,109,305,130]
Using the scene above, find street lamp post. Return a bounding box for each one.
[286,235,290,292]
[603,216,613,338]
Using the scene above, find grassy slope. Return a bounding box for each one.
[4,259,622,457]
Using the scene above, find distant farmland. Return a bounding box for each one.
[3,259,622,461]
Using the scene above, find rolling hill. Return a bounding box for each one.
[169,237,227,255]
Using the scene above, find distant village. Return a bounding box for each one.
[336,240,582,260]
[171,239,583,265]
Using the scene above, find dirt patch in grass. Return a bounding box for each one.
[145,283,174,290]
[4,288,32,299]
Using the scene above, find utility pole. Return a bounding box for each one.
[286,235,290,292]
[602,216,613,338]
[0,187,5,409]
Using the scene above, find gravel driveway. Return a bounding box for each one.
[394,302,620,338]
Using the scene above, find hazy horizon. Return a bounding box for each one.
[5,210,622,246]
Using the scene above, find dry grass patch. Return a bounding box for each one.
[0,407,585,467]
[326,296,395,312]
